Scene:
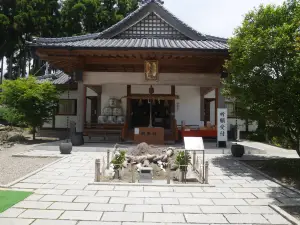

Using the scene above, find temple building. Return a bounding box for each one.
[30,0,256,145]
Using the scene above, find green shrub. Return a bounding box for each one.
[247,131,266,142]
[175,151,191,172]
[0,107,25,126]
[7,134,26,143]
[111,150,126,170]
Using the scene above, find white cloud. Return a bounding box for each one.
[164,0,285,38]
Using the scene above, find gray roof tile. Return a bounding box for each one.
[30,0,228,50]
[37,71,71,84]
[33,38,228,50]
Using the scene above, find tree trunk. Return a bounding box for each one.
[8,54,13,79]
[245,118,249,133]
[22,52,26,77]
[28,56,31,75]
[0,57,3,84]
[32,127,36,141]
[296,137,300,157]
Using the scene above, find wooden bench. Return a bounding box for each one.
[84,124,124,141]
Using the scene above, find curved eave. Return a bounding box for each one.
[32,45,229,54]
[97,2,207,41]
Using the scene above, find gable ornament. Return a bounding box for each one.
[144,60,159,81]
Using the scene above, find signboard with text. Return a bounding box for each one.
[184,137,204,151]
[217,108,228,142]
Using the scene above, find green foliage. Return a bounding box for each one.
[247,131,266,142]
[0,107,25,126]
[0,76,59,139]
[223,0,300,156]
[60,0,138,36]
[175,151,191,172]
[111,150,126,170]
[0,0,138,78]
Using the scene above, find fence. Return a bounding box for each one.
[94,144,209,184]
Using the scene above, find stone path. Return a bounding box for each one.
[0,151,299,224]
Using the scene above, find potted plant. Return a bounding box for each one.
[231,144,245,157]
[111,150,126,179]
[175,151,191,182]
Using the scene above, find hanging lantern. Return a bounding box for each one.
[138,98,143,106]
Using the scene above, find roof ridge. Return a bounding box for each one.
[96,0,208,40]
[33,33,101,44]
[31,0,228,44]
[205,35,228,43]
[95,2,150,39]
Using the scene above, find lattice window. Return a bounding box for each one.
[115,12,188,39]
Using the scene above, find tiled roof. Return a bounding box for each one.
[30,0,228,50]
[32,38,228,51]
[37,71,70,84]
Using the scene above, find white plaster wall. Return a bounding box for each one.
[55,116,77,128]
[86,87,97,96]
[175,86,200,126]
[42,121,52,128]
[42,90,78,128]
[42,88,97,128]
[58,91,77,129]
[101,84,127,115]
[60,90,78,99]
[205,90,215,98]
[131,85,171,94]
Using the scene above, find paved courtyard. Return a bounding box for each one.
[0,147,299,225]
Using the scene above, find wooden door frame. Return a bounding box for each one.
[204,98,214,126]
[86,96,98,123]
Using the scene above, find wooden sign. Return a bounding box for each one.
[145,60,159,81]
[217,108,228,142]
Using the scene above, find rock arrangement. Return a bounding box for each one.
[0,125,26,147]
[114,142,177,171]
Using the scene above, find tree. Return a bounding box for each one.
[60,0,138,36]
[223,0,300,155]
[0,76,60,140]
[0,0,62,79]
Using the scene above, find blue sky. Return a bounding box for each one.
[164,0,285,38]
[1,0,286,76]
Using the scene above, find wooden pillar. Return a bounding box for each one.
[171,85,176,141]
[126,85,131,138]
[97,86,102,117]
[215,88,219,127]
[75,80,85,145]
[200,88,205,122]
[83,86,87,125]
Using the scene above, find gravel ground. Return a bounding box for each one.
[0,144,57,185]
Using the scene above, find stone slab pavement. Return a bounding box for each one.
[0,150,299,224]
